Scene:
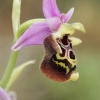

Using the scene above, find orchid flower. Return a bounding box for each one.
[0,87,11,100]
[12,0,85,82]
[0,87,17,100]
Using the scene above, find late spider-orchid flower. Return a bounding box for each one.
[0,87,17,100]
[0,87,11,100]
[12,0,85,82]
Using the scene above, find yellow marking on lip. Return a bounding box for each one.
[52,52,76,73]
[52,59,69,73]
[56,53,66,60]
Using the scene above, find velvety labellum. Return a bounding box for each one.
[40,35,77,82]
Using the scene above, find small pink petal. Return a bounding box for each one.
[8,91,17,100]
[0,87,11,100]
[61,7,74,23]
[46,17,61,32]
[43,0,61,18]
[12,22,51,51]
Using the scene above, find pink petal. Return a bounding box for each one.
[0,87,11,100]
[8,91,17,100]
[43,0,61,18]
[46,17,61,32]
[12,22,51,51]
[61,7,74,23]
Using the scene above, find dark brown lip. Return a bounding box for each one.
[40,34,76,82]
[40,58,72,82]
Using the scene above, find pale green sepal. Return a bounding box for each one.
[72,22,86,33]
[68,37,82,46]
[12,0,21,40]
[17,19,45,39]
[63,23,75,35]
[5,60,36,91]
[52,23,75,39]
[53,22,85,39]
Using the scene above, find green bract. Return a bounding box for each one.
[5,60,36,91]
[12,0,21,40]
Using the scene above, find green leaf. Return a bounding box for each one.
[16,19,45,39]
[12,0,21,40]
[5,60,36,91]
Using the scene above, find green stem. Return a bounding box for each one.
[0,51,19,89]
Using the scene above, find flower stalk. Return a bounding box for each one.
[0,50,19,89]
[0,0,21,89]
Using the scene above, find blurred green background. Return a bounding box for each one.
[0,0,100,100]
